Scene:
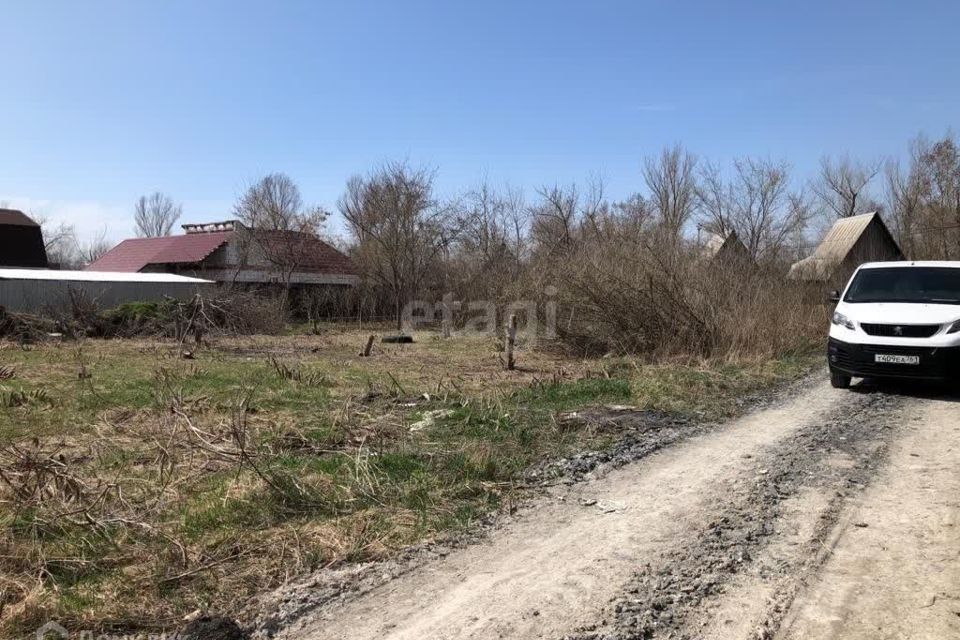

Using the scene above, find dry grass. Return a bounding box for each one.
[0,327,817,635]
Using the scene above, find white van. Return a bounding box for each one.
[828,261,960,388]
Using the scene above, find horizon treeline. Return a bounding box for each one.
[24,128,960,356]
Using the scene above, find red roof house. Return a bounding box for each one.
[88,221,357,287]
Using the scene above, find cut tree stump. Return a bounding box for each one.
[359,334,376,357]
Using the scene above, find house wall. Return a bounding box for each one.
[161,232,360,287]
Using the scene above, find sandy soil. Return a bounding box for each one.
[259,377,960,640]
[777,396,960,640]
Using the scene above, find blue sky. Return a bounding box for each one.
[1,0,957,242]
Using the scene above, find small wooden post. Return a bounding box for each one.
[505,314,517,370]
[440,293,454,338]
[360,334,375,357]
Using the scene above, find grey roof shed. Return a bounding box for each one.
[788,212,904,282]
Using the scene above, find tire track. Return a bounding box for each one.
[568,388,907,640]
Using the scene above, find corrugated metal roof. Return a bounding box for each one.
[86,232,232,272]
[0,268,212,284]
[809,212,877,263]
[788,212,898,280]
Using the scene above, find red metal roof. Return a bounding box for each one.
[87,232,232,272]
[255,231,357,275]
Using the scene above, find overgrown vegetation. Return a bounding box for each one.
[0,330,817,634]
[328,132,958,356]
[0,290,286,344]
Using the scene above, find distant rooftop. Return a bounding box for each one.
[87,221,356,277]
[86,232,232,272]
[0,208,40,227]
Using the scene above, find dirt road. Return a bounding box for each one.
[259,376,960,640]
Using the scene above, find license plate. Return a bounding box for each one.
[874,354,920,365]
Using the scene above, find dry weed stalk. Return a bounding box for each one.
[267,356,329,387]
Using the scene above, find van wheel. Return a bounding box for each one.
[830,371,851,389]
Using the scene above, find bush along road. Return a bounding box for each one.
[252,375,960,640]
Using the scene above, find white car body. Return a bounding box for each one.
[828,261,960,385]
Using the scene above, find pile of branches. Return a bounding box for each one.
[0,306,58,343]
[0,291,287,343]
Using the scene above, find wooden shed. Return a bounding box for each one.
[700,230,754,267]
[788,212,903,283]
[0,209,48,268]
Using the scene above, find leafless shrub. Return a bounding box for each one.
[547,220,823,359]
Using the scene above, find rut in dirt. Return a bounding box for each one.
[568,386,906,640]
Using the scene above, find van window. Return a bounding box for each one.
[844,267,960,304]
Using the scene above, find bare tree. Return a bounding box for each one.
[887,133,960,259]
[529,179,605,253]
[886,151,925,259]
[31,215,79,268]
[233,173,329,291]
[339,162,454,330]
[77,227,112,266]
[530,184,579,251]
[611,193,654,236]
[696,157,812,263]
[453,181,528,297]
[134,192,182,237]
[813,155,882,218]
[644,145,698,241]
[919,135,960,259]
